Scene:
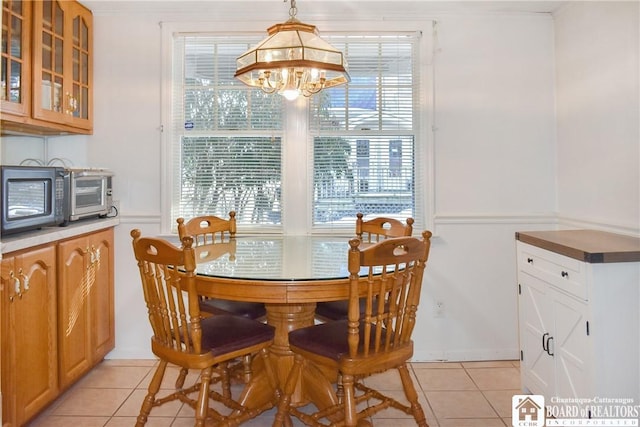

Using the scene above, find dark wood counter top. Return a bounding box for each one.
[516,229,640,263]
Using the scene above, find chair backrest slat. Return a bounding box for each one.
[347,230,432,359]
[131,230,202,356]
[356,212,414,243]
[177,212,236,246]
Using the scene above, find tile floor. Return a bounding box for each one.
[28,359,522,426]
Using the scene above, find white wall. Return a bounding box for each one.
[554,1,640,233]
[414,12,557,360]
[0,135,89,167]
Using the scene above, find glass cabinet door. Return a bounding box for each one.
[32,0,65,121]
[69,5,90,124]
[32,0,92,130]
[1,0,31,116]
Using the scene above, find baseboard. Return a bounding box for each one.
[412,348,519,362]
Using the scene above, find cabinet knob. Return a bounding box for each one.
[527,257,533,264]
[19,270,29,292]
[9,271,21,301]
[561,271,569,278]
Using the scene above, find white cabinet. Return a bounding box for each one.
[516,230,640,406]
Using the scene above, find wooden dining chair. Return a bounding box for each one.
[177,212,266,384]
[176,212,267,321]
[130,229,277,427]
[273,231,433,427]
[315,212,414,322]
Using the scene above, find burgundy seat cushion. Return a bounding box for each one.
[315,298,382,321]
[315,300,350,321]
[200,299,266,320]
[200,314,275,357]
[288,320,387,361]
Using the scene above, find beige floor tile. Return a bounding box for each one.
[425,390,497,419]
[368,419,437,426]
[171,418,202,427]
[139,365,205,390]
[483,389,521,418]
[363,368,414,391]
[28,415,111,427]
[26,360,526,426]
[102,358,158,367]
[414,368,477,391]
[75,364,153,389]
[466,367,521,390]
[237,407,298,426]
[52,387,133,417]
[105,416,174,426]
[175,383,247,418]
[114,389,184,418]
[438,418,507,426]
[411,362,463,370]
[369,389,431,420]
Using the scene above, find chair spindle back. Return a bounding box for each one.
[356,212,414,243]
[177,211,236,246]
[347,230,432,358]
[131,230,202,355]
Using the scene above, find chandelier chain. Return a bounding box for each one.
[287,0,298,19]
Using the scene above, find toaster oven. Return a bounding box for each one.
[64,168,113,222]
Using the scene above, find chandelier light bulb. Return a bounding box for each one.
[280,68,301,100]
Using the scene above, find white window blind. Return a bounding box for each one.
[310,34,420,229]
[167,30,423,234]
[170,35,284,231]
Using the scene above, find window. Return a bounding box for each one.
[163,26,426,234]
[167,34,284,232]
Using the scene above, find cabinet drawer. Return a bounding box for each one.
[517,242,587,300]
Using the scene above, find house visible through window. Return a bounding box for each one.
[165,29,424,234]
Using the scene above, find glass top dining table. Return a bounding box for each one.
[192,234,355,282]
[173,234,362,412]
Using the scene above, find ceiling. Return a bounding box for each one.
[83,0,568,16]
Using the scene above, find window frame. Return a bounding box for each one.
[160,20,435,235]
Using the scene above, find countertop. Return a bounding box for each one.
[1,217,120,255]
[516,229,640,263]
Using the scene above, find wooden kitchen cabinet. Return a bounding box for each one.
[0,0,92,135]
[1,244,58,427]
[516,230,640,408]
[57,228,114,389]
[0,226,114,425]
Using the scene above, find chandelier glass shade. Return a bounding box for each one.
[234,2,350,100]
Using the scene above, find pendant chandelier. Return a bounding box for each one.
[234,0,350,101]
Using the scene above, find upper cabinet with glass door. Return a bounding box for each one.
[32,0,92,131]
[1,0,92,135]
[1,0,31,118]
